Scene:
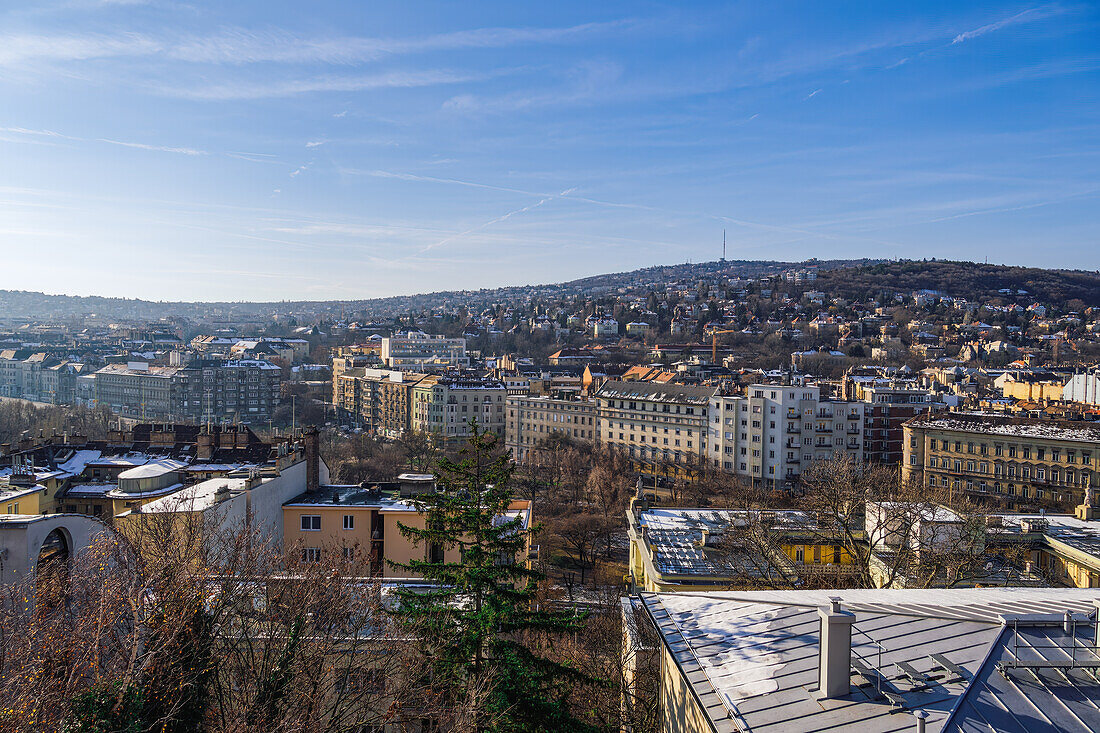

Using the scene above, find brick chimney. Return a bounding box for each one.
[304,425,320,493]
[196,428,214,461]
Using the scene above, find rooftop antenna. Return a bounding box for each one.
[722,229,726,262]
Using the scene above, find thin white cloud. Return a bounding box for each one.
[0,32,158,66]
[0,126,77,139]
[422,187,575,253]
[166,68,492,100]
[226,151,280,164]
[2,125,207,156]
[167,20,637,65]
[805,89,822,99]
[0,19,637,68]
[952,5,1063,44]
[305,140,325,148]
[98,138,207,155]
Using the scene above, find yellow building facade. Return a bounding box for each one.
[903,413,1098,508]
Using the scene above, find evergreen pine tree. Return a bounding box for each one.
[391,421,598,732]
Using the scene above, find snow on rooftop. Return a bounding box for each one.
[137,476,256,514]
[56,449,102,475]
[118,458,187,480]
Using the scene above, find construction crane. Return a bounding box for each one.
[710,329,740,364]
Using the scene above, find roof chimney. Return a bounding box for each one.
[304,425,320,493]
[817,597,855,699]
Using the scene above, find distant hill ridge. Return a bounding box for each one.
[0,258,1096,321]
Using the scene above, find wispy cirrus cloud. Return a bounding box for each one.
[97,137,206,155]
[421,187,576,253]
[0,32,158,65]
[164,68,498,100]
[1,125,213,156]
[0,19,638,68]
[952,4,1065,44]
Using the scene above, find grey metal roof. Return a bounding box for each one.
[944,618,1100,733]
[642,589,1100,733]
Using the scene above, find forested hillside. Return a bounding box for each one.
[816,260,1100,308]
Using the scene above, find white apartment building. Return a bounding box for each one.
[1063,371,1100,406]
[380,331,469,370]
[708,384,864,488]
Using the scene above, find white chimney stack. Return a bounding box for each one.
[818,597,856,699]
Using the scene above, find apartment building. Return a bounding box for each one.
[627,503,856,592]
[183,359,282,423]
[902,412,1099,508]
[1,423,311,526]
[380,331,468,370]
[332,368,430,437]
[411,374,507,442]
[708,384,864,489]
[93,363,183,419]
[595,381,714,467]
[0,349,79,402]
[282,476,531,578]
[504,395,597,461]
[842,375,933,465]
[93,359,282,423]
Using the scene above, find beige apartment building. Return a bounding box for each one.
[281,474,531,577]
[504,395,597,461]
[595,381,715,468]
[902,412,1098,508]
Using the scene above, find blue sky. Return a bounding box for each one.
[1,1,1098,302]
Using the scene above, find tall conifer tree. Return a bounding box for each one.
[391,422,597,732]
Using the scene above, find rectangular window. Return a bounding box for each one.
[301,515,321,531]
[343,514,354,530]
[301,547,321,562]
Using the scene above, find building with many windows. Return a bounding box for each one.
[380,331,468,370]
[902,412,1098,508]
[92,359,282,423]
[708,384,864,489]
[595,381,714,468]
[504,395,597,461]
[411,374,507,443]
[842,374,934,465]
[332,368,430,437]
[282,474,531,578]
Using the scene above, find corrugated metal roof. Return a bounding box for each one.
[945,621,1100,733]
[642,589,1100,732]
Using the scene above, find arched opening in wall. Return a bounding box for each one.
[38,528,70,569]
[35,527,72,605]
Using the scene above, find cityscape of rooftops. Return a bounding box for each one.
[1,3,1099,732]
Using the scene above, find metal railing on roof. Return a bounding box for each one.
[999,612,1100,671]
